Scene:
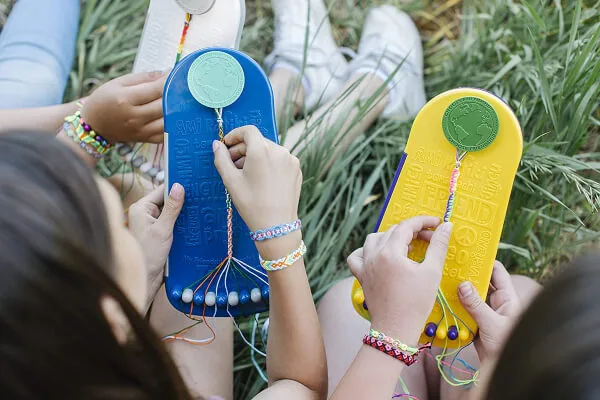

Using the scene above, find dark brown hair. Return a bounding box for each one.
[486,253,600,400]
[0,134,192,399]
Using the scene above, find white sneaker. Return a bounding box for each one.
[264,0,348,111]
[348,5,426,120]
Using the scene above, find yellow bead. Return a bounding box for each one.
[353,289,365,305]
[436,326,447,340]
[459,329,470,342]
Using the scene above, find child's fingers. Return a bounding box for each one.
[223,125,263,149]
[135,98,163,122]
[387,216,441,257]
[139,119,165,142]
[423,222,452,269]
[129,74,168,106]
[416,229,434,243]
[347,247,365,280]
[228,142,247,161]
[213,140,241,189]
[488,262,520,318]
[118,71,166,86]
[234,157,246,169]
[146,133,165,144]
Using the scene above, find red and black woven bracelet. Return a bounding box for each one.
[363,335,418,366]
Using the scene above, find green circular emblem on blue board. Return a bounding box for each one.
[187,51,245,109]
[442,97,499,152]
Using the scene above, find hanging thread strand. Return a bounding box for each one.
[175,13,193,65]
[443,150,467,222]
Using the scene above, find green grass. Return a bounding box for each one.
[1,0,599,397]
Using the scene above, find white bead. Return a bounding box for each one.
[181,288,194,304]
[205,292,216,307]
[250,288,262,303]
[156,170,165,182]
[139,162,152,174]
[228,291,239,306]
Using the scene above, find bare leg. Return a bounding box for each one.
[438,275,541,400]
[269,67,305,126]
[318,277,429,399]
[283,73,389,159]
[149,285,234,400]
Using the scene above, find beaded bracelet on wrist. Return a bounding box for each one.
[63,109,112,158]
[250,220,302,241]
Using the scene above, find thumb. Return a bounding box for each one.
[347,247,365,281]
[213,140,239,189]
[424,222,453,268]
[458,281,495,328]
[158,183,185,231]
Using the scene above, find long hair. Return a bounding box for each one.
[0,134,191,399]
[486,253,600,399]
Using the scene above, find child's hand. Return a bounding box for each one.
[81,71,167,144]
[212,125,302,232]
[459,261,521,364]
[128,183,185,309]
[348,217,452,344]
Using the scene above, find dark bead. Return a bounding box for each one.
[362,301,368,311]
[169,287,183,302]
[425,322,437,338]
[193,293,204,306]
[448,326,459,340]
[216,294,227,307]
[239,290,250,305]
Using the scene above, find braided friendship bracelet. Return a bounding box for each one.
[368,329,420,355]
[250,220,302,241]
[260,240,307,272]
[363,335,420,366]
[63,109,112,158]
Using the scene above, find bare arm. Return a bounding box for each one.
[212,126,328,399]
[330,218,452,399]
[257,232,327,398]
[0,102,80,135]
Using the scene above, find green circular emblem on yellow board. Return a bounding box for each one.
[442,97,499,152]
[187,51,245,109]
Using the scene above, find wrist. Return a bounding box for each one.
[369,320,423,347]
[255,230,302,261]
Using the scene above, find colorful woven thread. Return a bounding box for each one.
[175,13,192,64]
[443,150,467,222]
[260,240,307,272]
[368,329,419,355]
[250,220,302,241]
[363,335,419,366]
[63,110,112,159]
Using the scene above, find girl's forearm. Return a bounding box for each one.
[0,101,80,134]
[330,346,405,399]
[258,232,328,398]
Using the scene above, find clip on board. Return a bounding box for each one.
[351,88,523,348]
[163,48,278,317]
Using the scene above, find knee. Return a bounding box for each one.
[317,277,355,317]
[510,274,541,308]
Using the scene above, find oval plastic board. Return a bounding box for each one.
[351,88,523,348]
[164,48,278,317]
